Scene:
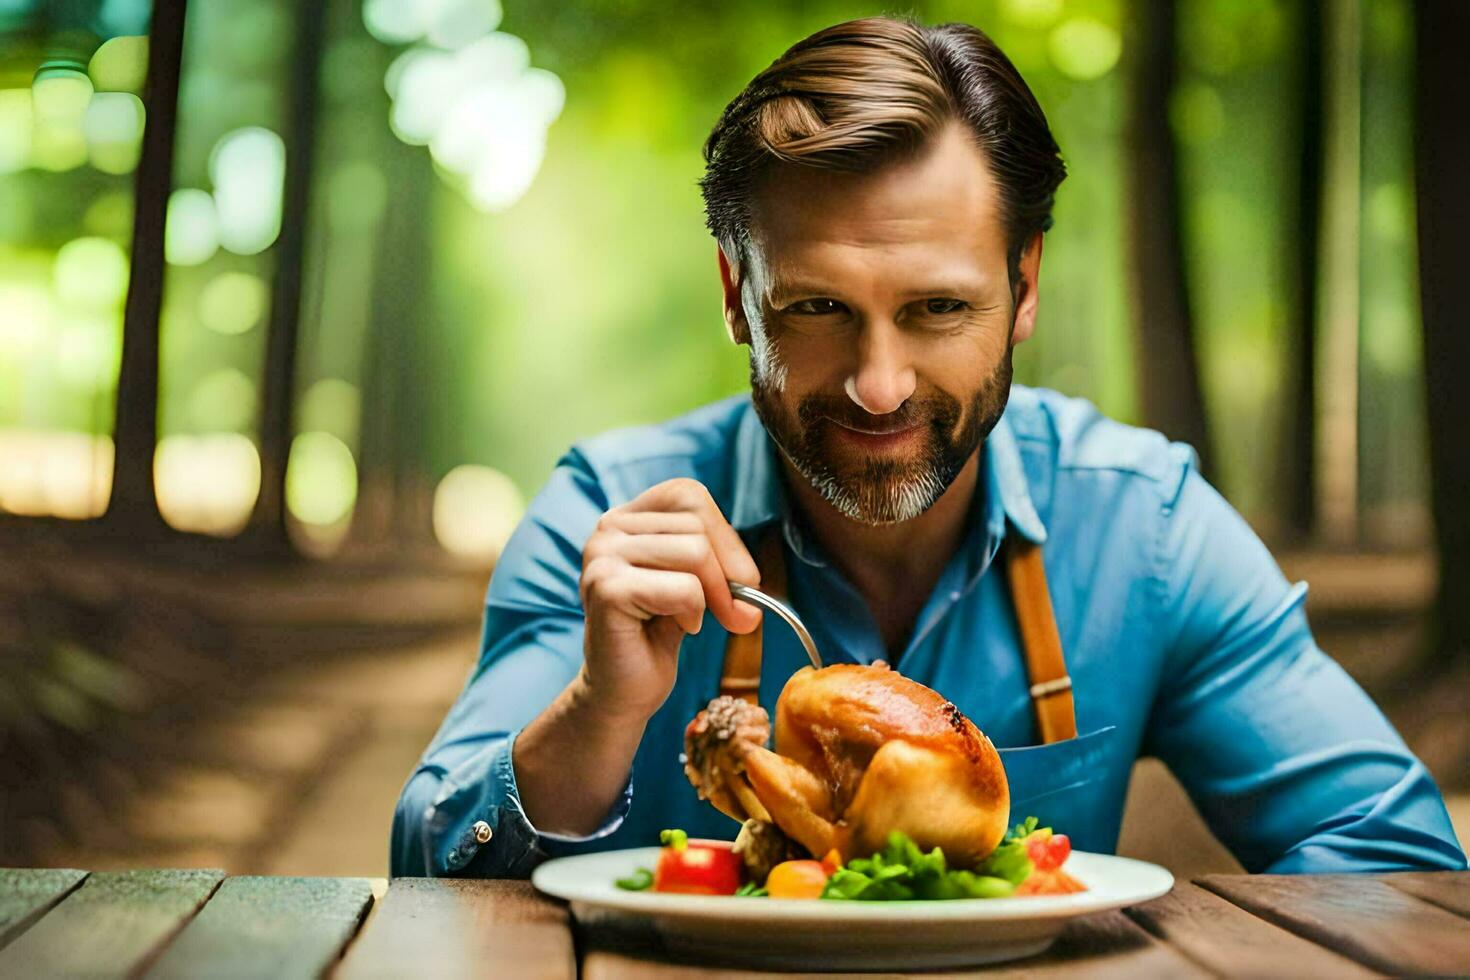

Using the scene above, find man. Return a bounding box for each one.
[392,17,1464,878]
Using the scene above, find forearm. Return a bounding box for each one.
[514,671,650,836]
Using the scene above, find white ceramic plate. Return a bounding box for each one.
[532,846,1174,970]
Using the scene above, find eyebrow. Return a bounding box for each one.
[768,279,991,303]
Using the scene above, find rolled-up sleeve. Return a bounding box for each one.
[1144,457,1466,873]
[390,452,634,878]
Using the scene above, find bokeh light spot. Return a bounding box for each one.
[1048,18,1122,81]
[427,0,504,49]
[84,91,145,173]
[1170,82,1224,145]
[53,237,130,311]
[433,463,524,560]
[88,35,150,93]
[0,431,113,520]
[364,0,428,44]
[188,367,258,432]
[999,0,1063,29]
[0,282,53,356]
[155,433,261,535]
[30,66,92,171]
[199,270,269,335]
[209,126,285,255]
[54,311,122,385]
[165,188,220,266]
[286,431,358,526]
[83,190,134,238]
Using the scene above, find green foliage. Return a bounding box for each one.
[0,0,1431,538]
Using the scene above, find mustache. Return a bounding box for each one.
[795,392,963,434]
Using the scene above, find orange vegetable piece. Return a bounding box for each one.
[765,859,830,899]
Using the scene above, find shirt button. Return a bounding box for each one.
[473,820,493,844]
[949,590,962,601]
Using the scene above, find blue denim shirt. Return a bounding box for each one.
[391,387,1465,878]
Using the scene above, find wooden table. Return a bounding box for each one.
[1,868,1467,977]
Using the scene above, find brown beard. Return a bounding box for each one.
[750,346,1014,525]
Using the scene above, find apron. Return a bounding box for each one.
[716,529,1127,850]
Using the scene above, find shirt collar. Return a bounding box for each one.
[728,399,1047,545]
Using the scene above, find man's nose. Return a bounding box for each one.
[846,321,917,415]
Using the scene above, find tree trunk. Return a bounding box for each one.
[1124,0,1214,473]
[349,139,437,557]
[240,0,328,556]
[1413,0,1470,667]
[1281,0,1324,540]
[104,0,187,539]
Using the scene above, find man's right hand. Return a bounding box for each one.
[577,478,763,722]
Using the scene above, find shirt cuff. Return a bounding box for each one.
[499,726,634,854]
[429,727,633,877]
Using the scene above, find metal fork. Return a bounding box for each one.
[727,582,823,671]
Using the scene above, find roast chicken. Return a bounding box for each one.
[683,662,1010,870]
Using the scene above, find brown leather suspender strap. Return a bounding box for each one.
[718,529,787,705]
[719,527,1077,745]
[1004,537,1077,743]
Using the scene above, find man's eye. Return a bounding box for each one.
[925,298,968,315]
[789,298,844,315]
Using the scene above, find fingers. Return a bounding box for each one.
[611,533,729,627]
[582,557,706,636]
[623,479,763,634]
[586,522,760,636]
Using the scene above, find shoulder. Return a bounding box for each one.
[1005,384,1197,510]
[562,394,751,506]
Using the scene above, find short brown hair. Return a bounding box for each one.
[701,17,1066,281]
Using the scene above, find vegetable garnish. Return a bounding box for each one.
[613,819,1084,899]
[646,830,744,895]
[615,867,654,891]
[822,831,1014,901]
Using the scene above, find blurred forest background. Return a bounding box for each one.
[0,0,1465,875]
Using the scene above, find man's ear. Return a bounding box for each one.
[1010,232,1044,345]
[717,244,751,346]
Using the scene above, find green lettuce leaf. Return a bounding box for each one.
[820,829,1020,901]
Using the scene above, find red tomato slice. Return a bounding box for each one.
[1025,832,1071,872]
[652,842,744,895]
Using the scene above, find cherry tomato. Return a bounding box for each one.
[765,859,830,899]
[652,840,743,895]
[1025,831,1071,872]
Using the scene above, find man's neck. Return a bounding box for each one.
[782,452,981,655]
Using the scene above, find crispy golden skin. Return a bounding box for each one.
[683,662,1010,867]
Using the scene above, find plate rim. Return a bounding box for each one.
[531,845,1175,924]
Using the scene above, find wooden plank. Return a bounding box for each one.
[0,868,223,978]
[579,909,1204,980]
[335,878,573,980]
[976,910,1210,980]
[1125,881,1375,978]
[1200,873,1470,976]
[1382,871,1470,919]
[583,950,793,980]
[145,876,373,979]
[0,869,88,949]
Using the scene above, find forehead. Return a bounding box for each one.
[746,121,1007,284]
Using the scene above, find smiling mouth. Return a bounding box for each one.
[829,417,917,434]
[829,418,922,439]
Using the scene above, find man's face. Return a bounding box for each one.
[720,121,1043,526]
